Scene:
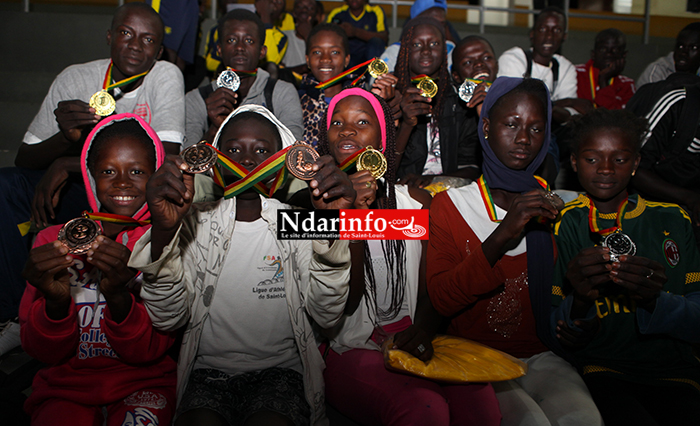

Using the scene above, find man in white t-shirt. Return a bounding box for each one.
[497,6,592,125]
[0,3,184,331]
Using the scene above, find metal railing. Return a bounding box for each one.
[22,0,652,44]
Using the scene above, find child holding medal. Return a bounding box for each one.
[394,17,481,188]
[300,24,399,148]
[20,114,177,425]
[427,77,602,426]
[552,108,700,425]
[316,87,502,426]
[130,104,356,425]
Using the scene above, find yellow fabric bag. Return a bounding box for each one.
[383,335,528,383]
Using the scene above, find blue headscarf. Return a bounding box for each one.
[478,76,551,192]
[477,77,569,360]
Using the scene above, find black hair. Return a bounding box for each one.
[678,22,700,39]
[451,35,495,67]
[490,78,549,122]
[218,9,266,46]
[306,23,350,55]
[533,6,567,31]
[567,108,647,154]
[317,90,406,322]
[88,119,156,175]
[111,2,164,40]
[219,111,283,150]
[594,28,626,47]
[395,18,449,139]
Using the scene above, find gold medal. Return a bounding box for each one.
[417,78,438,98]
[286,142,320,180]
[368,58,389,78]
[356,146,387,179]
[58,217,102,254]
[89,90,116,116]
[181,141,218,174]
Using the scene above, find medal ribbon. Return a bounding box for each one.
[226,67,258,78]
[477,175,549,223]
[465,78,492,86]
[337,147,366,173]
[410,74,434,85]
[315,58,375,90]
[209,145,290,199]
[588,66,613,108]
[103,61,150,92]
[587,195,628,236]
[83,211,150,226]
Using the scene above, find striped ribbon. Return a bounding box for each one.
[227,67,257,78]
[103,61,150,92]
[337,147,366,173]
[83,211,150,226]
[477,175,549,223]
[588,66,614,108]
[315,58,374,90]
[209,144,291,199]
[588,196,628,236]
[410,74,434,84]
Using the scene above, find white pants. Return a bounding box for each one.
[493,351,603,426]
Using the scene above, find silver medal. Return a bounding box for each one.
[458,79,477,103]
[602,231,636,262]
[217,69,240,91]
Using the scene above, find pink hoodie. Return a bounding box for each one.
[19,113,176,413]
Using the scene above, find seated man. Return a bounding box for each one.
[0,2,184,345]
[185,8,303,146]
[632,82,700,246]
[326,0,388,68]
[498,6,591,125]
[637,23,700,88]
[576,28,635,109]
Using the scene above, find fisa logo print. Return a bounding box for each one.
[277,209,429,240]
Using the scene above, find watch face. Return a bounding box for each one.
[603,232,636,260]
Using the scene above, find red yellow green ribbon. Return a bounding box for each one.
[315,58,374,90]
[410,74,434,84]
[83,211,150,226]
[227,67,258,78]
[587,195,628,236]
[588,66,613,108]
[337,147,366,173]
[477,175,549,223]
[209,144,290,199]
[103,61,150,92]
[466,78,492,86]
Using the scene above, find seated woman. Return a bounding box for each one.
[552,108,700,426]
[20,114,176,425]
[394,17,481,188]
[317,87,502,426]
[427,77,603,426]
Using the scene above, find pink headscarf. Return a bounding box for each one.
[326,87,387,153]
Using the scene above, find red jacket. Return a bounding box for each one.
[576,59,636,109]
[427,191,547,358]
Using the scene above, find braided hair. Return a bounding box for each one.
[394,17,449,138]
[318,89,407,322]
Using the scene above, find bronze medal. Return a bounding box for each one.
[181,141,218,174]
[602,231,637,262]
[89,90,116,116]
[286,142,320,180]
[217,69,240,91]
[356,146,387,179]
[368,58,389,78]
[417,78,438,98]
[58,217,102,254]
